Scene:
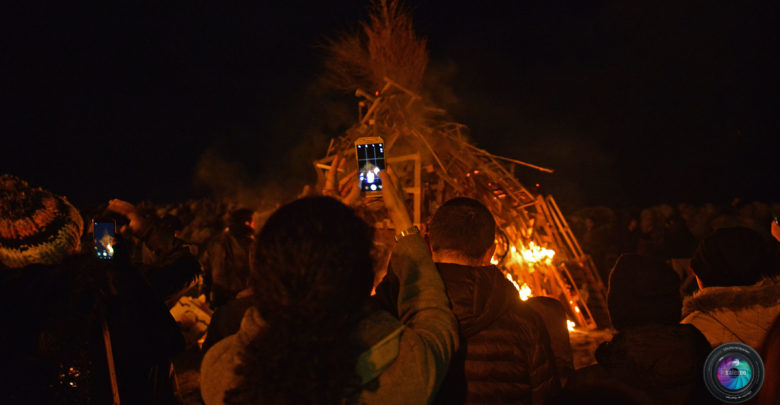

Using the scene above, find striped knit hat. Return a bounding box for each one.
[0,175,84,268]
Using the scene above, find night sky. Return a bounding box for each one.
[4,1,779,211]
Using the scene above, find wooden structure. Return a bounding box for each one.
[315,78,609,329]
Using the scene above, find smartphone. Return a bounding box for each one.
[93,219,116,260]
[355,136,385,196]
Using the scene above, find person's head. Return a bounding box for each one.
[227,196,374,404]
[249,196,374,317]
[607,254,682,330]
[691,227,775,288]
[429,197,496,266]
[0,175,83,268]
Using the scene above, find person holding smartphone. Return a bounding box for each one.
[201,171,459,405]
[0,175,183,404]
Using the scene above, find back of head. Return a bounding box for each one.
[691,227,774,288]
[430,197,496,260]
[608,254,682,330]
[250,196,374,319]
[227,196,374,404]
[0,174,83,269]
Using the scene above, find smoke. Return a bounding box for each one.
[193,149,276,210]
[192,80,358,211]
[422,58,460,112]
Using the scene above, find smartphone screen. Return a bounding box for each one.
[356,142,385,193]
[94,221,116,260]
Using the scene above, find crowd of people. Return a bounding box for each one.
[1,171,778,404]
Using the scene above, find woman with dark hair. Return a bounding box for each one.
[200,173,458,404]
[1,175,183,404]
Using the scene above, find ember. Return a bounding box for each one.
[567,320,576,332]
[506,273,533,301]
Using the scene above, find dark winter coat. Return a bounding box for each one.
[566,324,715,405]
[202,230,252,306]
[0,253,184,404]
[374,263,558,405]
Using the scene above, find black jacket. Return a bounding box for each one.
[0,253,184,404]
[374,263,558,405]
[566,324,715,405]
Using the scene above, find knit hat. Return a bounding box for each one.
[607,254,682,330]
[0,175,84,268]
[691,227,774,288]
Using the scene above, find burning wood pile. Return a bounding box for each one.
[312,0,609,329]
[314,78,610,330]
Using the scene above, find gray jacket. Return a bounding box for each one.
[200,234,459,404]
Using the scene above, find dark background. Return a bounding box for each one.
[3,1,778,210]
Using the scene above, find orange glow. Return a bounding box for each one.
[506,273,533,301]
[519,283,533,301]
[519,241,555,265]
[491,239,556,302]
[567,319,576,332]
[498,241,555,272]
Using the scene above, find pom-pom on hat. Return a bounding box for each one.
[0,175,83,268]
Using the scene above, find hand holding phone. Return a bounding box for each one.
[93,219,116,260]
[355,136,385,196]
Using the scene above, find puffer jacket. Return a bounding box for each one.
[682,275,780,348]
[566,324,715,405]
[374,263,558,405]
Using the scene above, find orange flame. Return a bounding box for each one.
[506,273,533,301]
[519,241,555,265]
[492,239,554,303]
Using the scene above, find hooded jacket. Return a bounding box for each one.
[681,275,780,348]
[374,263,558,405]
[567,324,714,405]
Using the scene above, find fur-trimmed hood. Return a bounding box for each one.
[682,275,780,317]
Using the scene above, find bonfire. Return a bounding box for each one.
[315,0,608,329]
